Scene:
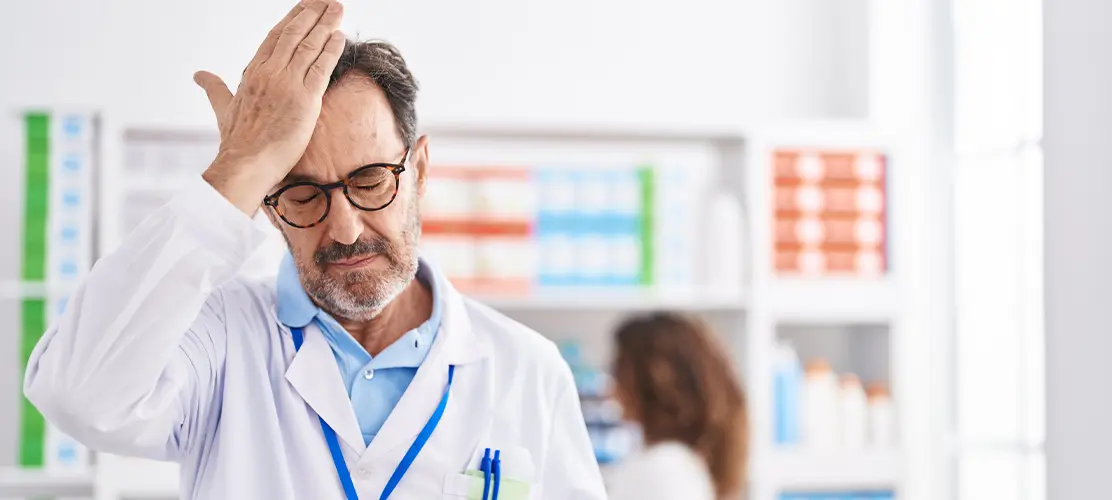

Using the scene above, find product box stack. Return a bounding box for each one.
[535,167,649,288]
[420,166,535,295]
[420,164,659,295]
[19,110,99,473]
[771,149,887,276]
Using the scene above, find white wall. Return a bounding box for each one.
[0,0,868,131]
[1044,0,1112,497]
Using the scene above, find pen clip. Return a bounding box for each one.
[492,449,502,500]
[481,448,493,500]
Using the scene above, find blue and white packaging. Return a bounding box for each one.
[536,168,579,287]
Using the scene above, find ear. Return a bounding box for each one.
[411,134,431,196]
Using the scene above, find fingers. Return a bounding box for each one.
[270,0,331,66]
[193,71,233,117]
[288,1,344,74]
[306,31,346,92]
[250,1,306,67]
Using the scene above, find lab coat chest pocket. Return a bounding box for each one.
[441,445,538,500]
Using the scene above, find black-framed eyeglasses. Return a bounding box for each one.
[264,148,410,228]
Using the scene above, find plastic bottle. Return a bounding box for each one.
[867,383,897,448]
[773,342,803,445]
[704,189,744,293]
[839,374,868,449]
[802,359,838,450]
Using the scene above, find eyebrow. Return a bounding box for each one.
[278,172,323,186]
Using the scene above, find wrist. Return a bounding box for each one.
[202,152,278,216]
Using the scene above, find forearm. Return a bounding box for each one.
[23,176,268,456]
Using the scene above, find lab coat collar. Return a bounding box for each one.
[285,322,365,452]
[425,255,491,366]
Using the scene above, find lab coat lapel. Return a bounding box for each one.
[285,324,365,453]
[364,280,492,459]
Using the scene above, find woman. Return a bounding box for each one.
[606,313,749,500]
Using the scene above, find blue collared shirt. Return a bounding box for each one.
[276,253,443,447]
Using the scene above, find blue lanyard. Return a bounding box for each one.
[291,327,456,500]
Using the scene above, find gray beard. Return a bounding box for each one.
[304,250,418,321]
[288,197,422,321]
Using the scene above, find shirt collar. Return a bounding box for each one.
[276,252,319,328]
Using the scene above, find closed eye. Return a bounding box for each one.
[354,181,385,191]
[292,193,320,204]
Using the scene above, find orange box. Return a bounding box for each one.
[774,215,885,246]
[774,246,886,276]
[771,148,889,276]
[773,149,887,182]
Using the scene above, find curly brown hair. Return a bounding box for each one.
[613,312,748,499]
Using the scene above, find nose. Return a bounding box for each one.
[325,194,365,245]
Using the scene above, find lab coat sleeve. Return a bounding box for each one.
[23,175,269,461]
[541,360,609,499]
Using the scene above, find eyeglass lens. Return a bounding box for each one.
[276,166,398,227]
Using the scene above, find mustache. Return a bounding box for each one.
[315,237,391,265]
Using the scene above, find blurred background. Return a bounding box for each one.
[2,0,1106,498]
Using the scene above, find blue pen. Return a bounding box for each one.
[481,448,492,500]
[492,449,502,500]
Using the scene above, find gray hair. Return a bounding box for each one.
[328,39,420,147]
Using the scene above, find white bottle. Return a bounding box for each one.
[839,374,868,449]
[867,383,897,448]
[802,359,838,450]
[703,189,744,293]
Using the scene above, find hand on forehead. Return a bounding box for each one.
[294,77,406,182]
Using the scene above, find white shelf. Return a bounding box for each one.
[762,278,902,323]
[474,288,747,312]
[758,449,903,490]
[0,467,93,497]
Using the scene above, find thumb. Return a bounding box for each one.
[193,70,233,115]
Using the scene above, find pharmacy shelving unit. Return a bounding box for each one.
[745,122,909,500]
[423,121,914,500]
[0,109,104,498]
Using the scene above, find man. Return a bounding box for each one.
[23,1,608,498]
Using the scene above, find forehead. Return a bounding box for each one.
[292,75,404,179]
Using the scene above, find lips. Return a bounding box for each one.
[328,254,378,268]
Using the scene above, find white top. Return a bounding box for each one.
[607,441,716,500]
[23,176,607,500]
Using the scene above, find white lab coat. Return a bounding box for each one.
[23,176,607,500]
[605,442,715,500]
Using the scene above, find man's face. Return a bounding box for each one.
[267,75,429,321]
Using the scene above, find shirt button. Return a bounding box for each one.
[362,368,375,380]
[359,467,371,478]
